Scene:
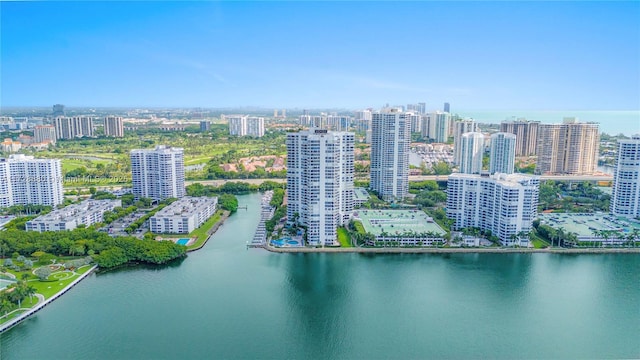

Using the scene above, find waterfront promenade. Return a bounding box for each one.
[0,265,98,334]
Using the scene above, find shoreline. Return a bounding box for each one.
[187,210,230,252]
[0,265,98,334]
[262,244,640,254]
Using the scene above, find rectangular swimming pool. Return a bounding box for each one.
[176,238,190,245]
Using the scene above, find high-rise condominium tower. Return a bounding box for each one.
[286,129,354,246]
[421,112,450,143]
[227,115,265,137]
[535,118,599,175]
[447,173,540,246]
[610,135,640,219]
[490,132,516,174]
[500,119,539,156]
[453,119,479,166]
[34,125,57,144]
[408,112,423,133]
[54,116,94,139]
[130,146,185,200]
[459,132,485,174]
[52,104,65,117]
[0,155,64,208]
[370,108,410,201]
[104,116,124,137]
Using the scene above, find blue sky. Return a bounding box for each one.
[1,1,639,110]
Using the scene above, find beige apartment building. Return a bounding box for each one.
[535,118,599,175]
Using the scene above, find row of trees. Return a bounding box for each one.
[532,222,639,248]
[205,164,287,180]
[0,228,186,269]
[539,181,610,212]
[266,188,287,235]
[102,206,137,225]
[125,198,177,233]
[187,181,284,197]
[1,205,52,216]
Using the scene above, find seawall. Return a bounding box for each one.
[0,265,98,334]
[263,245,640,254]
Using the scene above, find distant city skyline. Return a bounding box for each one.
[1,2,639,110]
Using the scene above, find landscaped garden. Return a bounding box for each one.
[0,255,96,325]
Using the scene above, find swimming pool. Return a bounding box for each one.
[271,239,285,247]
[176,238,190,245]
[270,237,303,247]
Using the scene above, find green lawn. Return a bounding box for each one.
[337,227,353,247]
[61,159,89,172]
[29,265,93,300]
[353,221,366,234]
[184,156,214,165]
[0,309,28,326]
[530,233,550,249]
[0,265,95,325]
[186,210,226,250]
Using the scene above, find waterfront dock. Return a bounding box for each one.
[249,191,275,248]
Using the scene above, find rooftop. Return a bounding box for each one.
[32,200,121,222]
[354,187,370,202]
[538,213,640,237]
[153,196,217,218]
[354,209,446,237]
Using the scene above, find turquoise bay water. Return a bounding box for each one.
[457,110,640,136]
[1,194,639,359]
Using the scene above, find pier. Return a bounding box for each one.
[248,191,275,248]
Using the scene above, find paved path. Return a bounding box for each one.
[0,294,45,321]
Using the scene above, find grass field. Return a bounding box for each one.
[337,227,353,247]
[186,210,226,250]
[0,265,95,326]
[29,265,93,300]
[353,221,366,234]
[184,156,214,165]
[530,233,550,249]
[61,159,90,172]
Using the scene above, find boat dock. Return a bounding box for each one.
[249,191,275,248]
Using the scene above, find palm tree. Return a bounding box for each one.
[509,234,518,247]
[600,230,611,247]
[630,229,640,248]
[565,232,578,248]
[22,283,36,305]
[556,227,566,248]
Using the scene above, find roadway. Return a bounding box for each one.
[406,174,613,182]
[63,174,613,191]
[184,174,613,187]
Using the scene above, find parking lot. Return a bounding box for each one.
[101,210,149,238]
